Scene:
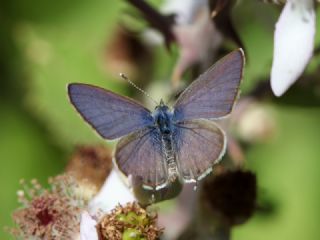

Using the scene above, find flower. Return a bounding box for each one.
[80,202,163,240]
[126,0,244,89]
[129,0,223,88]
[270,0,316,96]
[10,175,86,240]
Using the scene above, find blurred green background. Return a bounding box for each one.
[1,0,320,239]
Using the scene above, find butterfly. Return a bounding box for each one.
[68,49,244,191]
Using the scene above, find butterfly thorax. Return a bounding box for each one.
[153,105,173,135]
[153,104,179,183]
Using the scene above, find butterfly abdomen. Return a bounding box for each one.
[153,105,179,184]
[161,135,179,184]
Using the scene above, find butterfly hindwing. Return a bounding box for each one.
[114,128,168,189]
[68,83,154,140]
[174,119,226,182]
[173,49,244,122]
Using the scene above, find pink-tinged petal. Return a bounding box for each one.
[161,0,207,24]
[271,0,315,96]
[172,8,222,87]
[80,212,98,240]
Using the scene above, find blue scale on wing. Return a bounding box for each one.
[173,50,244,121]
[114,128,168,189]
[174,119,226,182]
[68,83,154,140]
[171,50,244,181]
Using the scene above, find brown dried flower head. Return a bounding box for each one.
[97,202,163,240]
[202,170,257,226]
[103,26,154,88]
[66,145,113,198]
[10,175,86,239]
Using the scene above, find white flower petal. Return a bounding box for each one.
[80,211,98,240]
[88,170,135,214]
[271,0,315,96]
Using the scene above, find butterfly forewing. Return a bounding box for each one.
[68,83,154,140]
[173,49,244,122]
[174,119,226,182]
[114,128,168,189]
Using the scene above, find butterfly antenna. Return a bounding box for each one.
[120,73,158,105]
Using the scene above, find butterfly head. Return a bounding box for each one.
[155,99,168,111]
